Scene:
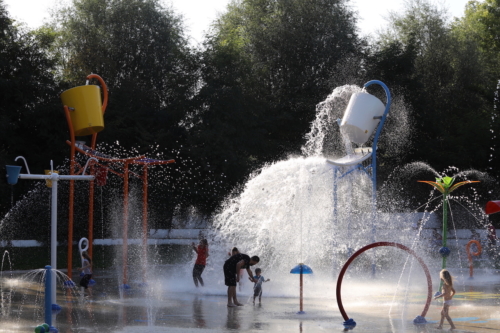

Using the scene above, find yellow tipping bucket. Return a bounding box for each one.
[44,170,59,188]
[61,85,104,136]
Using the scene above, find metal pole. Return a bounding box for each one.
[299,271,303,313]
[51,176,58,306]
[333,167,338,274]
[64,104,76,281]
[88,166,95,259]
[44,265,52,326]
[123,163,129,286]
[363,80,392,278]
[142,165,148,283]
[442,193,448,269]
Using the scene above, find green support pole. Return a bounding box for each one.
[439,193,448,292]
[442,193,448,269]
[418,176,479,294]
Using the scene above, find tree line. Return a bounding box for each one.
[1,0,499,241]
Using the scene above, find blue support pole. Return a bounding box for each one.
[45,265,52,326]
[363,80,392,277]
[330,81,392,278]
[333,167,338,274]
[363,80,392,210]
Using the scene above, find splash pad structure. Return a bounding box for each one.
[336,242,433,329]
[61,74,175,286]
[2,79,500,332]
[5,157,95,331]
[327,80,391,273]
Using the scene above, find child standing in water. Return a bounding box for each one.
[434,269,456,330]
[250,268,270,304]
[192,239,209,287]
[79,251,93,297]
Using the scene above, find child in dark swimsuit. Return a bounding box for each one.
[79,251,93,297]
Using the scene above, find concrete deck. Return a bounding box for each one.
[2,269,500,333]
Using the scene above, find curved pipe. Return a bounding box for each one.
[364,80,391,146]
[86,74,108,115]
[14,156,30,174]
[465,240,482,279]
[336,242,432,321]
[78,237,89,267]
[82,157,99,175]
[362,81,392,257]
[87,74,108,150]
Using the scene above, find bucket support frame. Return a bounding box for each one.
[331,80,391,276]
[63,74,174,286]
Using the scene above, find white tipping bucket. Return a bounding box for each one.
[340,92,385,144]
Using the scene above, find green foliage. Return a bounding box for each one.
[0,0,63,218]
[183,0,365,212]
[453,0,500,71]
[50,0,199,149]
[366,0,495,173]
[1,0,500,238]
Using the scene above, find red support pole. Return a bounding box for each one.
[122,163,129,285]
[142,165,148,283]
[88,164,95,259]
[299,272,303,312]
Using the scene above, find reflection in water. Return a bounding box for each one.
[118,303,126,330]
[250,303,269,330]
[225,307,240,330]
[192,296,206,328]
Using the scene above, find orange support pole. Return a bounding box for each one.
[142,165,148,283]
[87,74,107,260]
[64,105,76,280]
[299,272,303,312]
[122,163,129,285]
[64,74,108,280]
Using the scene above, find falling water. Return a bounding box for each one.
[205,85,417,290]
[1,250,14,316]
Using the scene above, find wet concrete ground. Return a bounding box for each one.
[2,269,500,333]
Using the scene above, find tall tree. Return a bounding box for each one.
[215,0,364,154]
[452,0,500,177]
[51,0,199,150]
[183,0,364,213]
[366,0,494,172]
[0,0,63,221]
[44,0,204,223]
[452,0,500,75]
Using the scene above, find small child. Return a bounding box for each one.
[249,268,270,304]
[191,239,209,287]
[434,269,456,330]
[79,251,93,297]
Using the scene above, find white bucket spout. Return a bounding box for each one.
[340,92,385,145]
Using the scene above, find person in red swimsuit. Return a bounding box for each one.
[192,239,209,287]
